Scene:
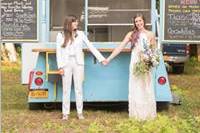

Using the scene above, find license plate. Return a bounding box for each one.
[29,90,48,98]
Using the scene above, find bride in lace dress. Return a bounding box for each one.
[103,14,157,120]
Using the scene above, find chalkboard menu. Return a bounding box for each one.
[163,0,200,43]
[1,0,38,42]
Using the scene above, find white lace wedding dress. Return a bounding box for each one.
[128,32,157,120]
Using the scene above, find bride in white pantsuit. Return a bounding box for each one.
[56,15,105,120]
[103,14,157,120]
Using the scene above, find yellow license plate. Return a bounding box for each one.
[29,90,48,98]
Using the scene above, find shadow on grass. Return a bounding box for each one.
[27,102,128,112]
[27,102,174,113]
[84,102,128,112]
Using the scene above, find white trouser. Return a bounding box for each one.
[62,56,84,115]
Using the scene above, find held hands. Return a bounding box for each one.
[102,59,110,66]
[58,68,64,75]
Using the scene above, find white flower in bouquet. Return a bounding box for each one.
[133,43,160,76]
[152,50,160,66]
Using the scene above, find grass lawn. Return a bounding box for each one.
[1,59,200,133]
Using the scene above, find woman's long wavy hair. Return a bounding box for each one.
[62,15,78,48]
[131,13,146,48]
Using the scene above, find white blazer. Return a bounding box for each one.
[56,30,105,69]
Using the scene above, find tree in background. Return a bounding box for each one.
[1,43,17,62]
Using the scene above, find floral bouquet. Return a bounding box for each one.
[133,44,160,76]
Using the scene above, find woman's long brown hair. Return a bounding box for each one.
[131,13,146,48]
[62,15,78,48]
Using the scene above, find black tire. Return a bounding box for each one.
[28,103,43,110]
[43,103,56,110]
[172,65,184,74]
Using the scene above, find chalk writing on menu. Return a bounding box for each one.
[1,0,37,41]
[164,0,200,41]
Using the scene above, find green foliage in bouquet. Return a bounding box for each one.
[133,45,160,76]
[133,60,150,76]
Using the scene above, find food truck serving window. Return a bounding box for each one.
[88,0,151,24]
[50,0,151,42]
[88,0,151,42]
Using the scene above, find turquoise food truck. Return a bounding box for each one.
[2,0,173,109]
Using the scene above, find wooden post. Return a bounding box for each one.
[5,43,17,62]
[1,44,9,61]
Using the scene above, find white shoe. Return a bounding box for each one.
[77,114,84,120]
[62,114,68,120]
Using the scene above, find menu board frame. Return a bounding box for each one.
[160,0,200,44]
[1,0,39,42]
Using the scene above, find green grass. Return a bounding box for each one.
[1,61,200,133]
[184,57,200,75]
